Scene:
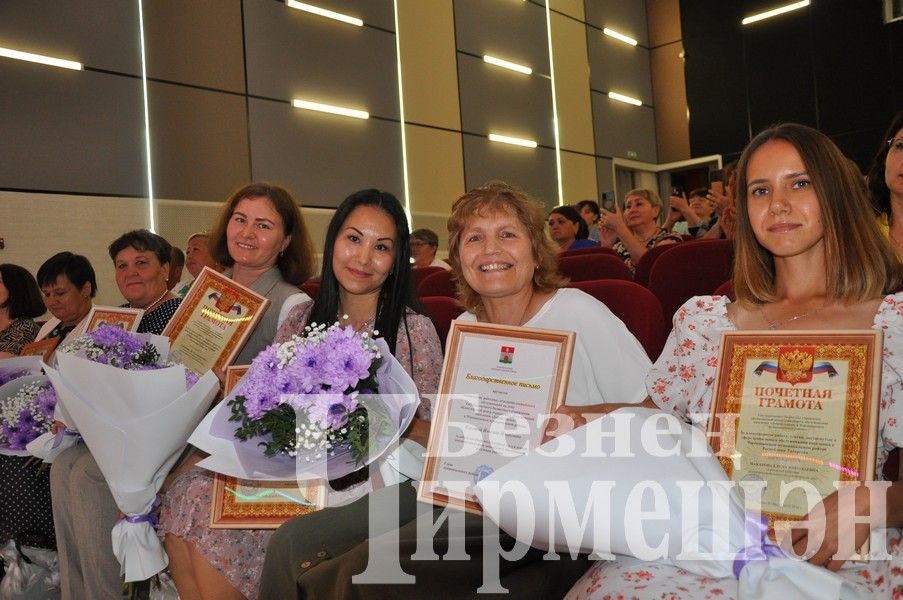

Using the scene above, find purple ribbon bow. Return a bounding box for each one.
[50,428,79,449]
[732,512,787,578]
[122,495,161,529]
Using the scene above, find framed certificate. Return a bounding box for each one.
[85,306,144,333]
[708,330,882,540]
[419,320,575,513]
[162,267,270,374]
[210,363,327,529]
[20,337,60,361]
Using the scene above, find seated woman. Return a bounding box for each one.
[598,188,682,271]
[548,205,598,252]
[35,251,97,342]
[0,253,98,551]
[160,189,442,600]
[575,199,601,242]
[50,229,183,599]
[259,181,652,598]
[666,188,719,238]
[868,110,903,254]
[0,263,45,358]
[567,123,903,598]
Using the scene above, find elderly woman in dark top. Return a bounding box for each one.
[0,264,45,358]
[50,229,185,599]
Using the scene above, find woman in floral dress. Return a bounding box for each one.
[568,123,903,599]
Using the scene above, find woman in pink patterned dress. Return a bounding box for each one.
[567,123,903,599]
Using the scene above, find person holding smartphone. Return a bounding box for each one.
[598,188,683,272]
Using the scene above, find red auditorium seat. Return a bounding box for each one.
[713,280,734,299]
[569,279,669,361]
[299,279,320,298]
[632,243,678,288]
[558,245,619,259]
[647,239,734,321]
[411,265,448,288]
[417,269,456,298]
[557,253,632,282]
[419,295,464,350]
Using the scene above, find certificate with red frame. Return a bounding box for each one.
[85,306,144,333]
[708,330,882,544]
[161,267,269,374]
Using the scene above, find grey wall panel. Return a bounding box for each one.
[248,98,403,209]
[244,0,399,120]
[458,54,555,148]
[587,32,653,104]
[595,156,614,199]
[144,0,246,93]
[0,0,140,75]
[584,0,649,48]
[463,135,558,209]
[284,0,396,32]
[149,82,251,202]
[591,91,657,162]
[0,62,144,196]
[453,0,550,77]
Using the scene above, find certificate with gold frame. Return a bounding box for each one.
[162,267,269,374]
[708,330,882,542]
[85,306,144,333]
[19,337,60,362]
[209,365,327,529]
[419,320,575,514]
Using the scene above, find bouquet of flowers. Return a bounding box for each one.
[42,325,219,582]
[0,375,56,453]
[189,322,420,484]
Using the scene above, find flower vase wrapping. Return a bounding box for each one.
[0,375,56,457]
[188,323,420,487]
[42,326,219,582]
[0,355,44,386]
[474,407,877,600]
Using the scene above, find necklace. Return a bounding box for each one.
[132,288,170,312]
[759,302,827,330]
[635,228,659,244]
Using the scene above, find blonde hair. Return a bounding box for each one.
[447,182,568,314]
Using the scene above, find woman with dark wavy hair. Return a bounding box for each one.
[0,263,44,357]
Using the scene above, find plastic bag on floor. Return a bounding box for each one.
[0,541,59,600]
[148,571,179,600]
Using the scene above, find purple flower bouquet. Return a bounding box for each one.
[0,375,56,455]
[43,325,219,581]
[189,323,420,484]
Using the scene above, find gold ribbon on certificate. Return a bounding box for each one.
[161,267,270,374]
[708,330,882,537]
[420,321,574,513]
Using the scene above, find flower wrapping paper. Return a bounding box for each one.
[189,338,419,483]
[474,407,875,600]
[44,351,219,582]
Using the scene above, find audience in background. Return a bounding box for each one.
[167,246,185,291]
[410,228,451,270]
[0,264,45,358]
[598,189,682,271]
[575,199,601,242]
[173,232,221,298]
[869,111,903,255]
[548,205,597,252]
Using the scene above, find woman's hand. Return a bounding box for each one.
[668,192,698,225]
[788,483,877,571]
[719,205,737,240]
[708,185,733,215]
[50,420,66,434]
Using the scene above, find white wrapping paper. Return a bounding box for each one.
[474,407,875,600]
[44,351,219,582]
